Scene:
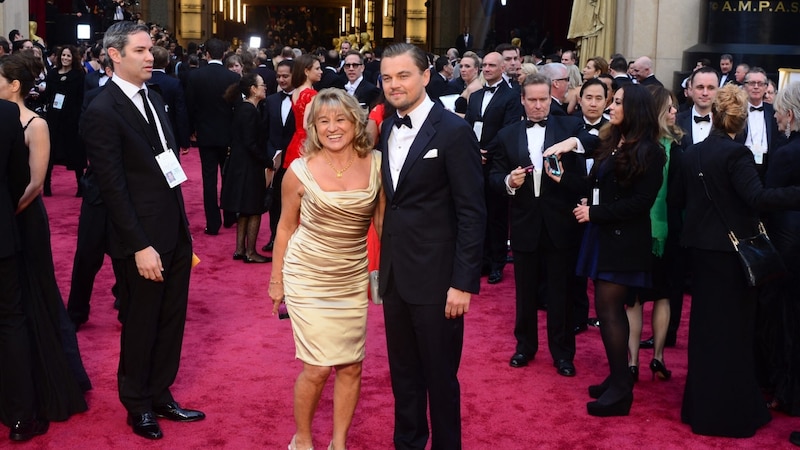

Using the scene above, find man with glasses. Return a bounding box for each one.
[342,50,380,110]
[737,67,781,180]
[539,62,570,115]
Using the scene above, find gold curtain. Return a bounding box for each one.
[567,0,617,69]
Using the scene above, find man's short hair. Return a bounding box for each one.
[745,66,767,82]
[204,38,228,60]
[580,78,608,98]
[151,45,169,69]
[324,49,340,68]
[344,50,363,63]
[383,42,428,73]
[720,53,733,63]
[522,73,552,93]
[689,66,720,85]
[435,56,449,73]
[104,21,150,55]
[609,56,627,73]
[495,42,519,55]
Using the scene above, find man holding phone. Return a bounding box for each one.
[489,73,596,377]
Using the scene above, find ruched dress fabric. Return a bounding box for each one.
[283,151,381,366]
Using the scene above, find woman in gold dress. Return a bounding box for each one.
[269,88,384,450]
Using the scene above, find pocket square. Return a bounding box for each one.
[423,149,438,159]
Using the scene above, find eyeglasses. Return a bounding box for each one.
[745,81,767,87]
[343,63,363,68]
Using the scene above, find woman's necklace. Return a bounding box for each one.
[322,150,355,178]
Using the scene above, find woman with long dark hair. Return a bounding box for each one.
[550,84,665,416]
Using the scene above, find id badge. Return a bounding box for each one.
[754,152,764,165]
[155,150,187,188]
[52,93,65,110]
[472,121,484,141]
[592,188,600,205]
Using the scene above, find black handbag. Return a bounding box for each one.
[697,149,786,286]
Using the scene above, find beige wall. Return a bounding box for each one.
[616,0,701,89]
[1,2,29,43]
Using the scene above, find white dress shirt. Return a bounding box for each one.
[387,96,435,190]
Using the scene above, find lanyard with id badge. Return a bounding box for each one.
[142,92,187,189]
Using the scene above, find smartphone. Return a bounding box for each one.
[545,155,562,176]
[523,164,534,173]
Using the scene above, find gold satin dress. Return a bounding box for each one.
[283,151,381,366]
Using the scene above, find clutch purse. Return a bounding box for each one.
[369,270,382,305]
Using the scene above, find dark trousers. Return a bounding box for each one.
[198,145,229,233]
[268,167,286,243]
[383,275,463,450]
[513,238,577,361]
[482,177,509,272]
[666,244,687,342]
[117,236,192,414]
[67,200,123,325]
[0,255,35,422]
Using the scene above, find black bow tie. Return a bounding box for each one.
[693,114,710,123]
[526,119,547,128]
[280,91,293,99]
[750,105,764,112]
[484,85,498,94]
[395,115,413,129]
[585,122,602,131]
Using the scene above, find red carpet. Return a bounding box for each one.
[25,150,796,449]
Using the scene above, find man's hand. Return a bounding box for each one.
[445,287,471,319]
[508,166,528,189]
[480,148,488,165]
[135,246,164,282]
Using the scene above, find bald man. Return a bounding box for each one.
[632,56,663,87]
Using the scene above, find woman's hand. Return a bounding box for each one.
[573,204,590,223]
[269,281,284,315]
[543,137,578,157]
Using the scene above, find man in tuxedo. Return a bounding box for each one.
[454,26,473,56]
[84,57,112,92]
[81,22,204,440]
[254,55,278,96]
[261,59,295,252]
[737,67,781,180]
[425,56,451,101]
[632,56,663,87]
[496,43,521,91]
[187,37,239,235]
[364,46,383,85]
[314,49,345,91]
[150,45,190,150]
[465,51,523,285]
[379,42,485,450]
[342,50,381,110]
[539,63,570,115]
[609,56,632,90]
[719,54,734,86]
[734,63,750,85]
[1,100,49,442]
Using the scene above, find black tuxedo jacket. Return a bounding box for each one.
[80,81,190,259]
[352,79,381,110]
[676,109,695,150]
[0,100,29,258]
[640,75,664,87]
[444,77,467,95]
[186,62,239,147]
[465,82,524,149]
[254,65,278,96]
[455,33,473,55]
[425,71,448,100]
[263,91,295,168]
[365,59,381,85]
[734,102,784,178]
[314,67,345,91]
[489,117,587,251]
[675,131,800,252]
[612,75,633,90]
[83,70,107,92]
[379,102,486,301]
[150,71,190,149]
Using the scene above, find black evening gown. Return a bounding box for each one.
[220,101,269,216]
[45,68,85,170]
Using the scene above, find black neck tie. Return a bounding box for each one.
[526,119,547,128]
[694,115,710,123]
[484,85,497,94]
[585,122,602,131]
[750,105,764,112]
[139,89,164,153]
[395,115,412,129]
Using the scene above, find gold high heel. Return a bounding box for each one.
[288,435,314,450]
[327,442,346,450]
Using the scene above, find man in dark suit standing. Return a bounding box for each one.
[342,50,381,110]
[737,67,781,180]
[465,51,523,285]
[425,56,451,100]
[539,63,570,116]
[81,22,204,440]
[150,45,190,150]
[454,26,473,56]
[1,100,50,442]
[254,55,278,96]
[489,73,594,377]
[261,59,295,252]
[719,54,734,86]
[379,42,486,450]
[187,37,239,235]
[609,56,632,91]
[314,49,345,91]
[632,56,664,87]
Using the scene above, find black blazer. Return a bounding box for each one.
[676,109,695,150]
[263,91,296,168]
[464,82,524,149]
[80,81,190,259]
[561,140,665,272]
[675,131,800,252]
[734,102,783,179]
[444,77,467,96]
[352,79,381,110]
[455,33,473,55]
[314,66,345,91]
[379,102,486,301]
[254,65,278,96]
[83,70,107,92]
[150,71,190,149]
[186,62,239,147]
[640,75,664,87]
[0,100,29,258]
[489,117,587,251]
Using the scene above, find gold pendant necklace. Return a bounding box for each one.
[323,150,355,178]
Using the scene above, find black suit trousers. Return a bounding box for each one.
[117,231,192,414]
[513,235,577,361]
[198,145,229,232]
[0,255,35,422]
[268,167,286,242]
[483,172,509,271]
[383,275,463,450]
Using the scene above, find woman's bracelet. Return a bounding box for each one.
[270,280,282,285]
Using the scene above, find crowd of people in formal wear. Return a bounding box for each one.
[2,13,800,449]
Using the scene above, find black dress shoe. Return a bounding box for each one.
[9,418,49,441]
[587,317,600,327]
[243,253,272,263]
[233,252,245,260]
[588,377,610,399]
[573,323,588,335]
[127,412,163,439]
[262,241,274,252]
[554,359,576,377]
[587,392,633,417]
[203,227,219,236]
[790,431,800,447]
[640,337,654,349]
[509,352,532,368]
[153,402,206,422]
[487,270,503,284]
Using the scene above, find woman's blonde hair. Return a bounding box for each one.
[304,88,372,158]
[712,84,749,135]
[519,63,538,78]
[774,81,800,134]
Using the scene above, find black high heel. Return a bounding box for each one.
[649,358,672,381]
[587,391,633,417]
[629,365,639,383]
[588,378,610,399]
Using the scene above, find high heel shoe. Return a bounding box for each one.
[588,377,610,399]
[327,442,346,450]
[587,391,634,417]
[649,358,672,381]
[232,252,245,260]
[288,435,314,450]
[629,365,639,383]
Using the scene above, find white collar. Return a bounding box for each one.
[398,95,436,128]
[111,76,146,100]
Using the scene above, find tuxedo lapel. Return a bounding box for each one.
[107,82,153,146]
[381,116,397,198]
[396,109,438,190]
[148,90,178,152]
[516,123,532,166]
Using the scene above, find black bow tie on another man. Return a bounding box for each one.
[395,115,413,129]
[484,85,498,94]
[693,114,710,123]
[585,122,602,131]
[750,105,764,112]
[526,119,547,128]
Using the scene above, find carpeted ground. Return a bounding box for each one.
[22,150,797,449]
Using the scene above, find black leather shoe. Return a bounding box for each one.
[487,270,503,284]
[640,337,654,349]
[573,323,588,335]
[153,402,205,422]
[203,227,219,236]
[233,252,245,260]
[262,241,274,252]
[9,418,49,441]
[127,412,162,439]
[509,352,532,368]
[554,359,576,377]
[790,431,800,447]
[243,253,272,263]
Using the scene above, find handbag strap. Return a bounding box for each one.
[695,145,751,248]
